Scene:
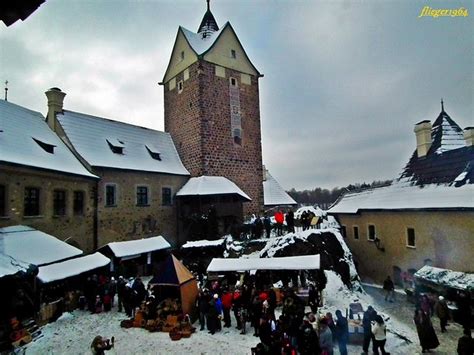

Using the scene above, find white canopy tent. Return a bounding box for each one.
[106,236,171,258]
[37,252,110,284]
[207,255,320,273]
[176,176,251,201]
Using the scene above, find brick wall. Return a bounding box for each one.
[94,168,188,248]
[0,164,96,251]
[164,60,264,215]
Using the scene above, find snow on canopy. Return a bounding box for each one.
[0,253,32,278]
[207,254,320,272]
[0,225,83,266]
[328,182,474,214]
[106,236,171,258]
[0,99,96,179]
[37,252,110,284]
[294,206,326,219]
[415,265,474,292]
[56,110,189,176]
[181,239,226,249]
[176,176,251,201]
[263,169,297,207]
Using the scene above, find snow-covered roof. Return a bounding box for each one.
[0,253,32,278]
[0,225,83,266]
[176,176,251,201]
[56,110,189,175]
[181,239,226,249]
[415,265,474,292]
[207,254,320,272]
[263,170,297,206]
[105,236,171,258]
[0,100,96,178]
[37,252,110,283]
[181,24,226,55]
[328,181,474,213]
[430,111,465,154]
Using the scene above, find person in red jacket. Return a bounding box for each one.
[274,210,285,236]
[221,288,233,328]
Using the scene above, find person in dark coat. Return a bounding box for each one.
[457,291,472,331]
[263,214,272,238]
[251,295,263,337]
[285,210,295,233]
[116,276,126,312]
[207,296,219,334]
[414,308,440,353]
[434,296,449,332]
[335,310,349,355]
[254,216,264,239]
[457,328,474,355]
[197,289,210,330]
[298,320,320,355]
[362,305,378,354]
[308,284,320,314]
[383,276,395,302]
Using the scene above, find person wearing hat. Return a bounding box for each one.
[434,295,449,333]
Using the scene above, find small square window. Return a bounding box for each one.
[105,184,117,207]
[407,228,416,248]
[368,224,376,241]
[230,77,237,87]
[162,187,172,206]
[53,190,66,216]
[353,226,359,240]
[137,186,149,206]
[178,80,183,93]
[180,51,185,60]
[230,49,236,59]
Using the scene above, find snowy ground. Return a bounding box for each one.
[22,271,432,355]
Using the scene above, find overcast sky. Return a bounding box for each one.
[1,0,472,190]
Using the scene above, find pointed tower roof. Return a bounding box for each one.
[197,0,219,39]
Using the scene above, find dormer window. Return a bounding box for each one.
[106,138,124,154]
[145,145,161,161]
[230,49,236,59]
[33,138,55,154]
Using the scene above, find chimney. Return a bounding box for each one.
[45,87,66,131]
[414,120,432,158]
[464,127,474,147]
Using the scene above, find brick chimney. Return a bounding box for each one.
[45,87,66,131]
[414,120,432,158]
[464,127,474,147]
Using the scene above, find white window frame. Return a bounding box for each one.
[406,227,416,249]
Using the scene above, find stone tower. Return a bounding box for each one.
[162,2,264,214]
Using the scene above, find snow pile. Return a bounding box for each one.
[181,239,226,249]
[0,253,31,278]
[415,265,474,291]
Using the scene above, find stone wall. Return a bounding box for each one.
[0,164,96,251]
[334,210,474,284]
[94,168,188,248]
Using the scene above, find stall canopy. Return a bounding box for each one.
[149,254,198,316]
[176,176,251,201]
[414,265,474,292]
[207,255,320,273]
[0,253,35,278]
[106,236,171,258]
[37,252,111,284]
[0,225,83,266]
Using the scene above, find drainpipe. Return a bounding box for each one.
[93,180,99,250]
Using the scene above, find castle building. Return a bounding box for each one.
[329,103,474,284]
[161,2,264,215]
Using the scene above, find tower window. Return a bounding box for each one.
[178,80,183,93]
[230,77,238,87]
[105,184,117,207]
[53,190,66,216]
[406,228,416,248]
[230,49,236,59]
[180,51,185,61]
[24,187,40,216]
[73,191,84,216]
[233,128,242,145]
